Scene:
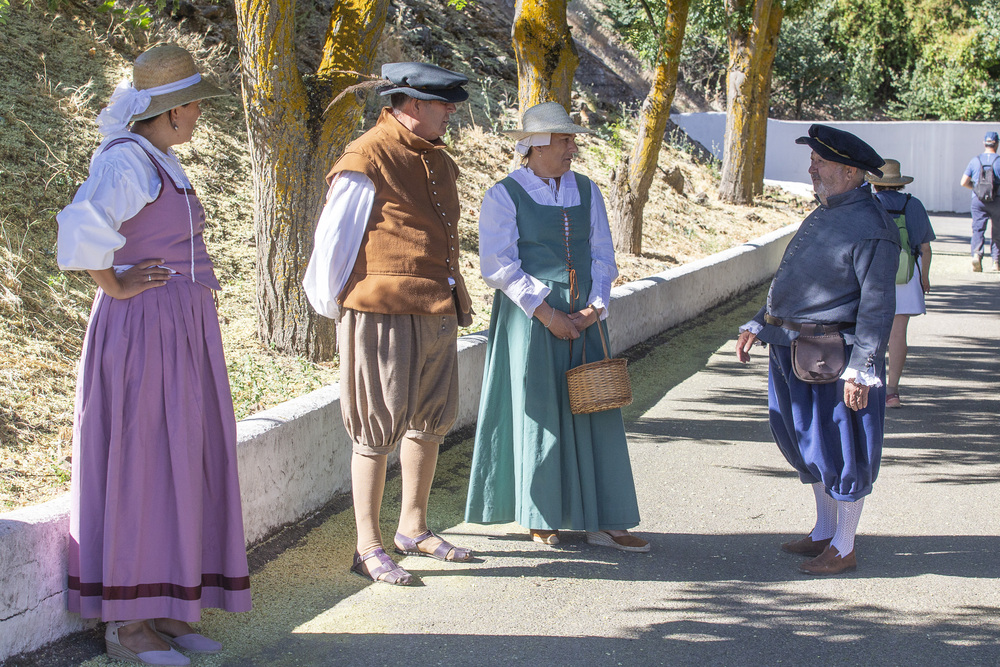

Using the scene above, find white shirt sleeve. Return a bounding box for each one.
[478,181,551,318]
[302,171,375,320]
[586,181,618,319]
[56,142,162,271]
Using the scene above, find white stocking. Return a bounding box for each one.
[810,483,838,541]
[830,497,865,555]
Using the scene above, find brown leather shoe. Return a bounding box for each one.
[798,545,857,575]
[781,535,832,557]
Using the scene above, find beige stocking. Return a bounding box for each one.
[397,435,439,539]
[352,452,387,556]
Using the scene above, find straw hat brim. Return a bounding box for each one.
[131,78,228,122]
[866,174,914,186]
[503,123,592,141]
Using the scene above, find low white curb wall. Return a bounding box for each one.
[0,223,796,662]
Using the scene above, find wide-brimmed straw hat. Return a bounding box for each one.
[130,44,226,121]
[503,101,592,141]
[866,159,913,186]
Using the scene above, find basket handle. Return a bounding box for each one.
[574,312,612,367]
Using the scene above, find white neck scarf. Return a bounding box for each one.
[96,73,201,136]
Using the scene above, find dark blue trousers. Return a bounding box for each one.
[768,344,885,502]
[970,197,1000,262]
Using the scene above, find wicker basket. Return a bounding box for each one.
[565,322,633,414]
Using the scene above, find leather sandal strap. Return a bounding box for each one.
[362,548,409,584]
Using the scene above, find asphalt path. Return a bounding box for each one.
[17,215,999,667]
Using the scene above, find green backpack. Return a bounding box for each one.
[884,194,914,285]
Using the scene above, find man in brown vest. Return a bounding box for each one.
[304,62,474,585]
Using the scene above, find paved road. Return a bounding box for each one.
[23,216,999,667]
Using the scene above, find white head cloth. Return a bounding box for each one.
[515,133,551,156]
[96,73,202,136]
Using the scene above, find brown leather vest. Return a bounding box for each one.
[327,108,471,320]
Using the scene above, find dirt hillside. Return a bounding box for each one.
[0,0,808,509]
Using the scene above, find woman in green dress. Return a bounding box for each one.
[465,102,647,552]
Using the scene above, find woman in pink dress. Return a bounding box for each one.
[56,44,250,666]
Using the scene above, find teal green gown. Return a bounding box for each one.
[464,173,641,531]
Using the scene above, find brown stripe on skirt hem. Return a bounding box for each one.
[68,574,251,601]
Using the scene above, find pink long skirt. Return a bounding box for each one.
[68,277,251,621]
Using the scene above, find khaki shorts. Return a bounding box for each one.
[338,309,459,455]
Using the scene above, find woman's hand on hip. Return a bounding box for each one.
[87,259,170,300]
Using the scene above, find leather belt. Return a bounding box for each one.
[764,314,853,335]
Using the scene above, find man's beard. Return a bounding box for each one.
[812,178,830,204]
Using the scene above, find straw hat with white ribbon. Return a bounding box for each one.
[96,43,226,136]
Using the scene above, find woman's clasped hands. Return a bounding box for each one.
[536,302,603,341]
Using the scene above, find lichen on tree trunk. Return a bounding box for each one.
[511,0,579,111]
[610,0,690,256]
[718,0,779,206]
[234,0,387,361]
[751,2,783,197]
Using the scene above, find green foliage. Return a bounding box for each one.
[889,0,1000,120]
[598,0,1000,121]
[678,0,728,103]
[95,0,164,30]
[1,0,166,28]
[0,0,63,25]
[600,0,667,65]
[447,0,472,10]
[770,1,845,119]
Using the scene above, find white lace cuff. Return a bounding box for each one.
[840,367,882,388]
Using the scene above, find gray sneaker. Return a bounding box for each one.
[973,256,983,272]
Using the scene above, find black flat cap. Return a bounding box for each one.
[796,124,885,178]
[379,62,469,103]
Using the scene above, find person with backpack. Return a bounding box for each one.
[868,160,936,409]
[959,131,1000,271]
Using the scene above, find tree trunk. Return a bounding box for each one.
[610,0,691,256]
[750,2,783,197]
[718,0,775,205]
[234,0,387,361]
[511,0,579,111]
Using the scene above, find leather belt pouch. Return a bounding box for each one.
[790,325,846,384]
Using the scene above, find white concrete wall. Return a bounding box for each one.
[673,112,995,213]
[0,223,796,662]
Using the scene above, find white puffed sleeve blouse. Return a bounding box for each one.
[56,131,191,271]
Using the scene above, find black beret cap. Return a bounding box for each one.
[379,62,469,103]
[795,124,885,178]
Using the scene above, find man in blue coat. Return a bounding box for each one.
[736,125,900,575]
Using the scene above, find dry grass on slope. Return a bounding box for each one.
[0,1,808,510]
